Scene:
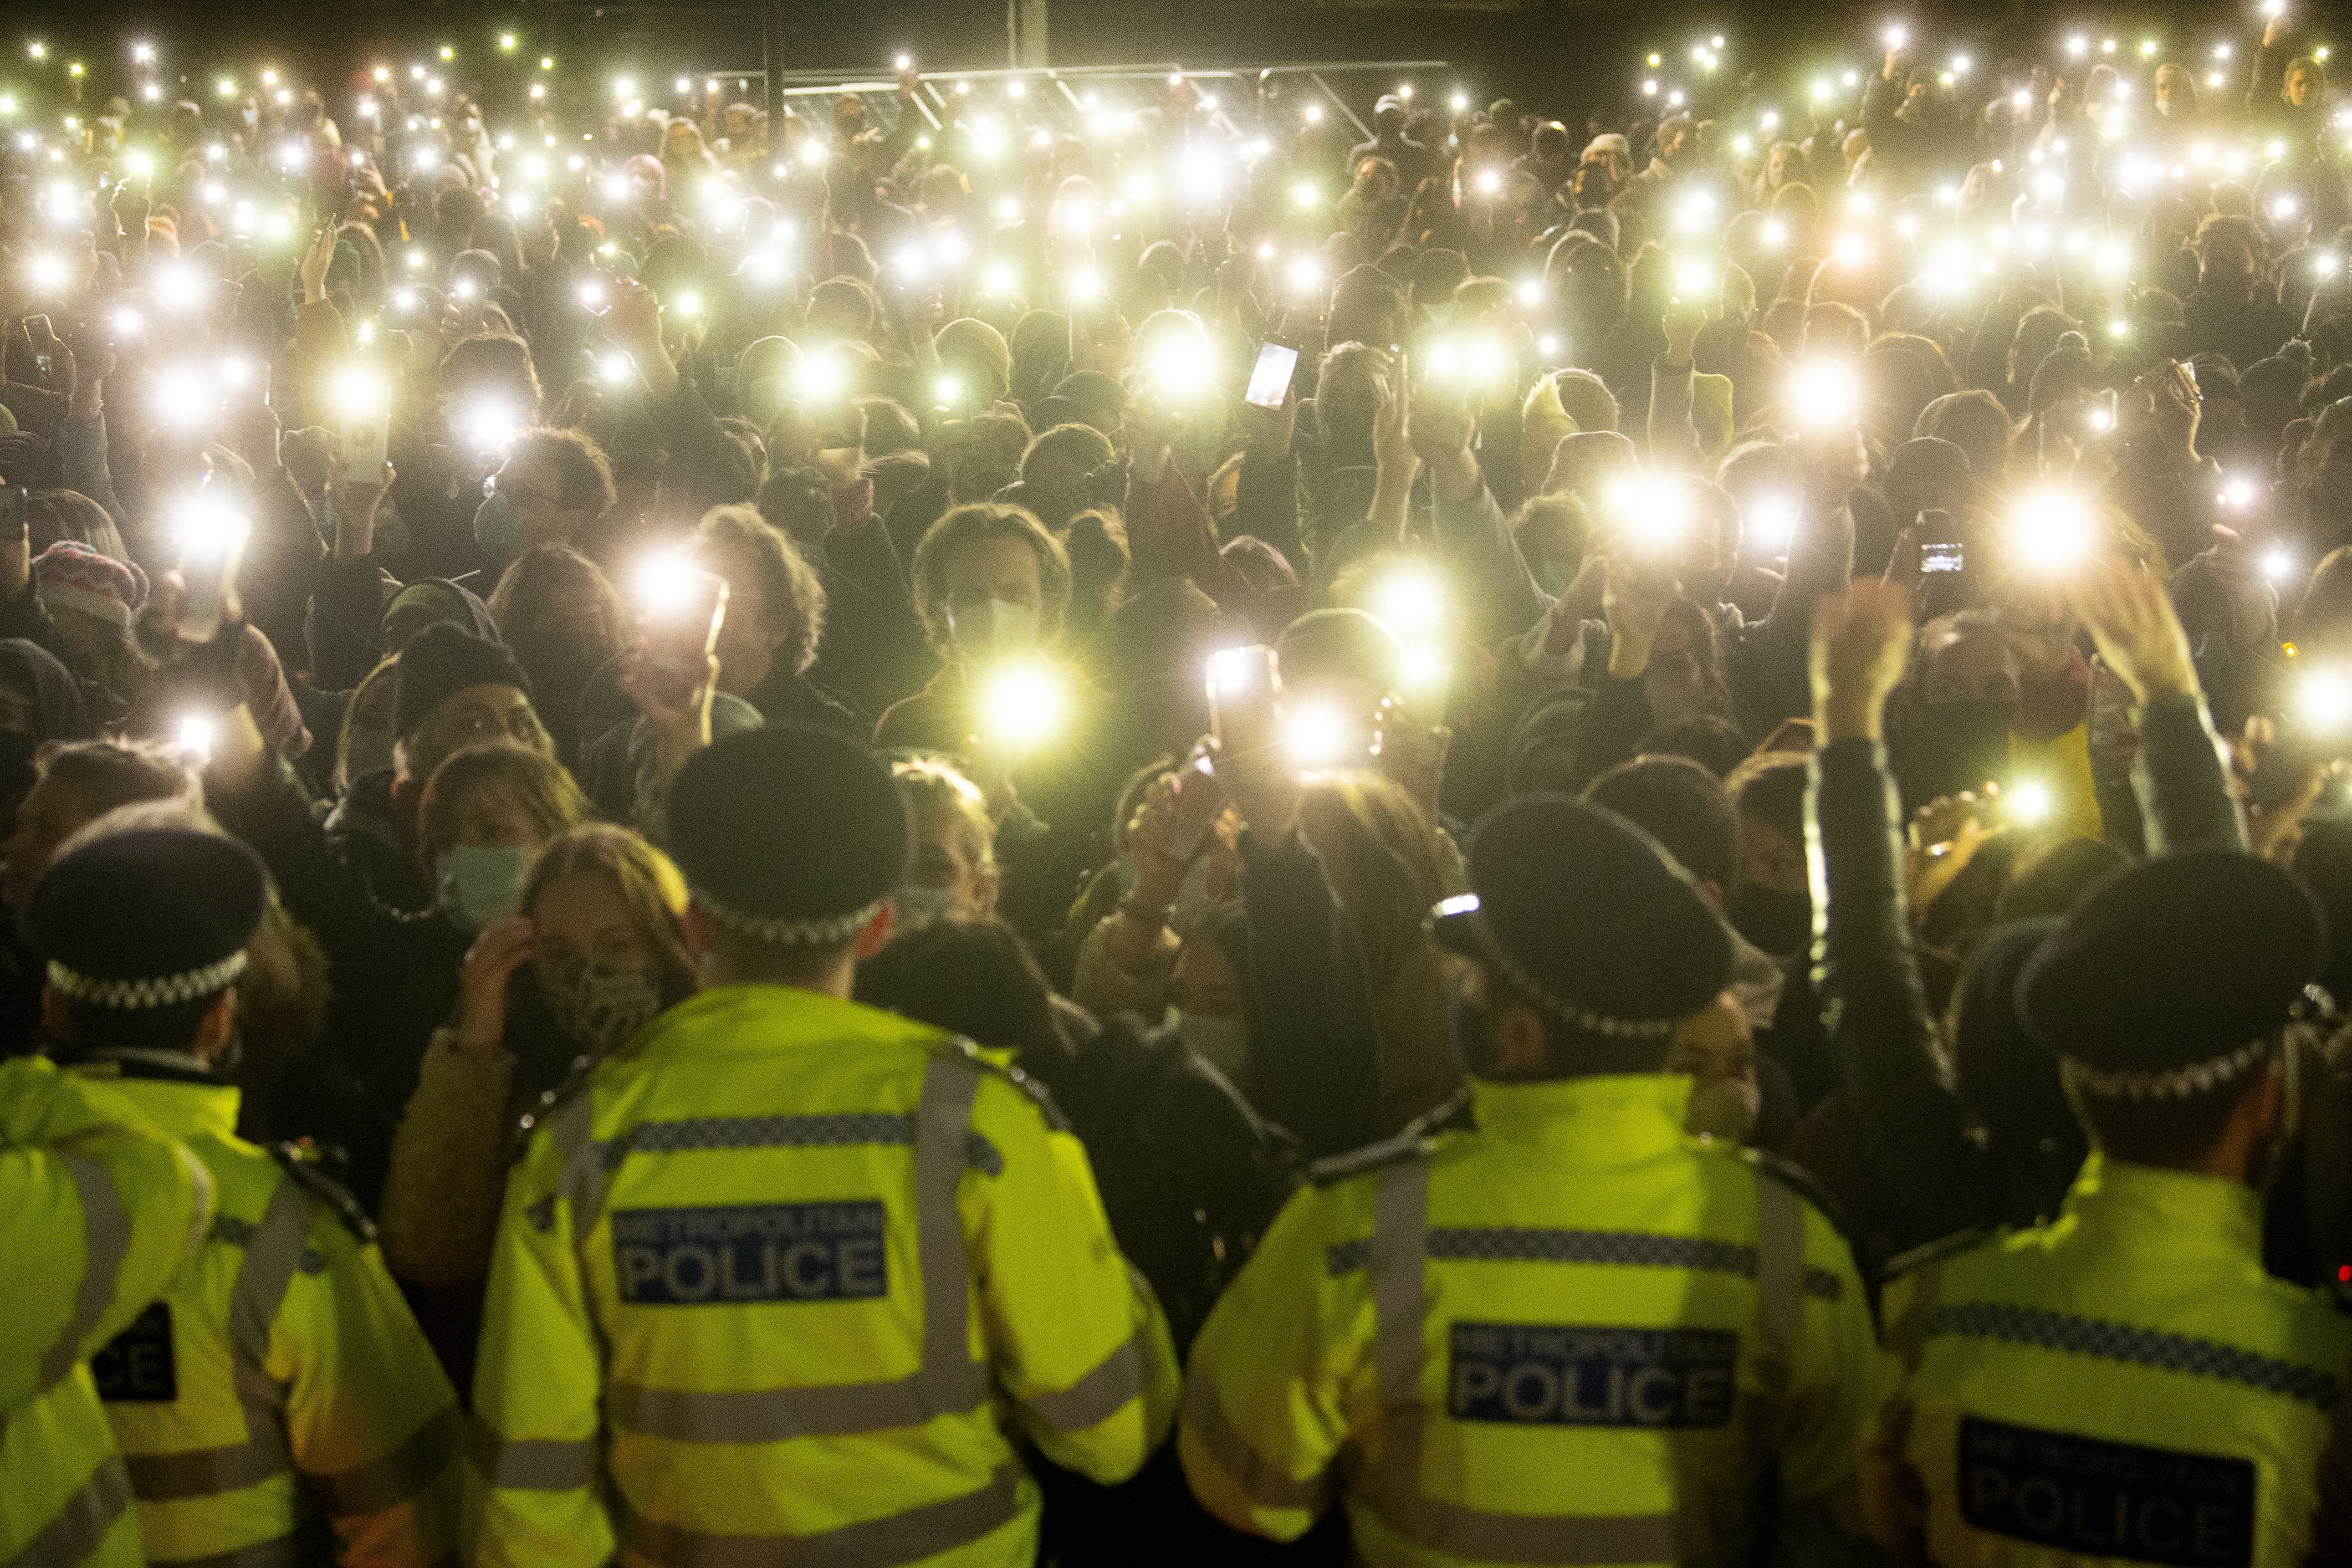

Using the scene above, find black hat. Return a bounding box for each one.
[394,622,533,739]
[27,829,268,1009]
[666,726,908,946]
[2018,848,2326,1097]
[1433,796,1733,1042]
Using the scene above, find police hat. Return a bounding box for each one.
[665,726,908,946]
[2017,848,2326,1097]
[26,829,268,1008]
[1432,795,1733,1041]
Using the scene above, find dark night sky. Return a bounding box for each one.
[5,1,2251,126]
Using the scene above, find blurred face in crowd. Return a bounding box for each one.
[1664,991,1760,1143]
[704,538,787,695]
[1917,620,2021,705]
[531,867,655,992]
[905,804,998,922]
[2286,62,2317,107]
[1642,609,1709,728]
[942,535,1044,663]
[405,684,547,788]
[491,450,589,551]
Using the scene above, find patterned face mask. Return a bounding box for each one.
[543,959,663,1057]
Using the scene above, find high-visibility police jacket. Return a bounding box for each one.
[1869,1154,2352,1568]
[74,1055,468,1568]
[471,984,1181,1568]
[2,1055,214,1568]
[1180,1073,1879,1568]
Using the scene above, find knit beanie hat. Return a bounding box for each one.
[34,542,149,629]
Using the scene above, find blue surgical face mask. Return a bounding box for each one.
[473,493,526,565]
[436,844,531,933]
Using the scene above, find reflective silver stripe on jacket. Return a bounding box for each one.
[1179,1371,1332,1512]
[5,1454,130,1568]
[148,1534,303,1568]
[614,1460,1023,1568]
[305,1406,462,1517]
[37,1156,132,1393]
[475,1430,598,1493]
[600,1056,993,1444]
[121,1180,312,1510]
[1354,1156,1817,1564]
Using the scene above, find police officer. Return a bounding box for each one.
[1181,795,1877,1566]
[473,726,1178,1568]
[30,827,470,1568]
[2,1056,212,1568]
[1865,848,2352,1567]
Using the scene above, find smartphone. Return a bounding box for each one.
[176,491,247,645]
[1922,541,1966,574]
[1207,644,1280,759]
[0,483,24,544]
[26,315,54,381]
[2081,387,2117,435]
[636,567,730,701]
[339,406,391,483]
[1244,340,1301,410]
[219,356,271,409]
[1162,747,1225,862]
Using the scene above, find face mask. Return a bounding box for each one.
[1726,884,1812,958]
[1173,1009,1249,1079]
[543,958,663,1058]
[1685,1076,1761,1144]
[892,883,963,933]
[436,844,531,934]
[1536,561,1577,597]
[947,597,1040,661]
[473,494,526,565]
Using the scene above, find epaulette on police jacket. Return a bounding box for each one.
[1739,1146,1852,1231]
[270,1144,376,1244]
[1305,1088,1476,1188]
[928,1033,1070,1133]
[1883,1225,1998,1281]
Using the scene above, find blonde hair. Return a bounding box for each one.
[891,756,997,876]
[519,823,697,1015]
[416,744,591,870]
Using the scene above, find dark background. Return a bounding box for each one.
[0,1,2286,131]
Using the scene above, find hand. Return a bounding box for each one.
[607,281,665,353]
[1212,728,1303,842]
[2239,716,2338,865]
[1810,577,1915,741]
[1122,774,1193,914]
[2070,556,2198,704]
[620,647,719,773]
[1371,383,1418,484]
[1235,381,1298,460]
[1122,391,1182,485]
[1602,557,1675,679]
[299,225,337,306]
[455,915,536,1054]
[1662,295,1705,364]
[1905,792,1998,914]
[2265,13,2290,48]
[326,460,396,558]
[1794,423,1866,508]
[1376,697,1452,822]
[1407,385,1479,501]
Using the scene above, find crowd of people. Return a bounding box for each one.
[5,7,2352,1566]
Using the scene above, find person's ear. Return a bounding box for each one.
[853,902,896,960]
[680,902,721,965]
[1490,1001,1551,1077]
[194,987,237,1061]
